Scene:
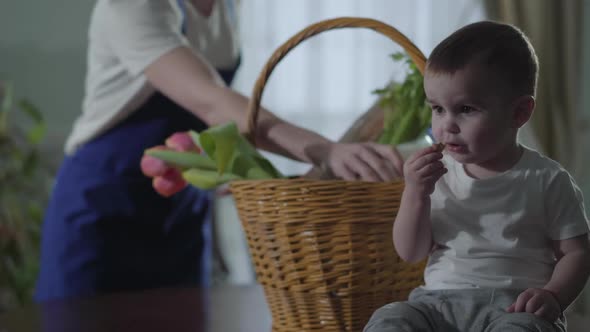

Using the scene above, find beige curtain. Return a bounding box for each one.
[487,0,590,316]
[485,0,584,172]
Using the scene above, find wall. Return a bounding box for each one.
[0,0,95,156]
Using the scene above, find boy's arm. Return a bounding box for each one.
[544,234,590,311]
[508,233,590,321]
[393,190,434,262]
[393,145,446,263]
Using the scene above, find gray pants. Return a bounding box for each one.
[364,287,566,332]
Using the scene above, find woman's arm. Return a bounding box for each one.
[144,46,403,181]
[144,48,288,154]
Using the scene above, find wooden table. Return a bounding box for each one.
[0,285,271,332]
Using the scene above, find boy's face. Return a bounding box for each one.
[424,64,519,168]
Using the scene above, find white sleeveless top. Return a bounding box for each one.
[65,0,240,154]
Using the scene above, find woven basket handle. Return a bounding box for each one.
[246,17,427,142]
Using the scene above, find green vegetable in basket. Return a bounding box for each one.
[374,52,431,145]
[145,122,284,189]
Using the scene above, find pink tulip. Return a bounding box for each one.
[141,145,168,177]
[142,131,198,197]
[152,168,187,197]
[165,132,200,152]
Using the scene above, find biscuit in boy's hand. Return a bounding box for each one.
[434,142,446,152]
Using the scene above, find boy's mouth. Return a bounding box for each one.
[445,143,467,153]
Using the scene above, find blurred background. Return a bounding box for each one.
[1,0,589,322]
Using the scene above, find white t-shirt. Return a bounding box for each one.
[424,147,589,290]
[65,0,240,154]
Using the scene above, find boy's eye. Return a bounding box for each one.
[461,106,475,113]
[431,105,444,113]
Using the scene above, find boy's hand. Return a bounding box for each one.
[507,288,562,323]
[403,145,446,196]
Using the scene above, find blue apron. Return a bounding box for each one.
[35,66,240,301]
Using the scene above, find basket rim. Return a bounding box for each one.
[230,177,405,186]
[245,17,426,143]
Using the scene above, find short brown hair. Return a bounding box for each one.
[426,21,538,97]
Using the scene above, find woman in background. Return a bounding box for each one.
[36,0,404,301]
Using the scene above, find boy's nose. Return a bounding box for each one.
[443,118,460,134]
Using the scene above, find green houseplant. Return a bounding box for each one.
[374,52,431,146]
[0,82,51,312]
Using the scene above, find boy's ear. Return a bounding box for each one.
[511,95,535,129]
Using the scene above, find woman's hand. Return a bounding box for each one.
[140,132,196,197]
[320,142,404,181]
[403,145,446,197]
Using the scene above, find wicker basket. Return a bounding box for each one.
[230,17,427,332]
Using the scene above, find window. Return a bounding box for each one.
[232,0,485,175]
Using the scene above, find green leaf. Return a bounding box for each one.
[145,149,217,170]
[391,52,405,61]
[146,122,283,190]
[390,111,420,145]
[230,154,259,178]
[1,82,13,115]
[26,124,46,145]
[188,130,201,148]
[198,122,240,174]
[225,135,283,180]
[252,155,282,178]
[378,127,394,144]
[0,82,13,134]
[182,169,242,189]
[21,151,39,176]
[230,155,275,180]
[376,52,431,146]
[246,167,274,180]
[19,99,46,145]
[372,88,388,95]
[18,100,43,124]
